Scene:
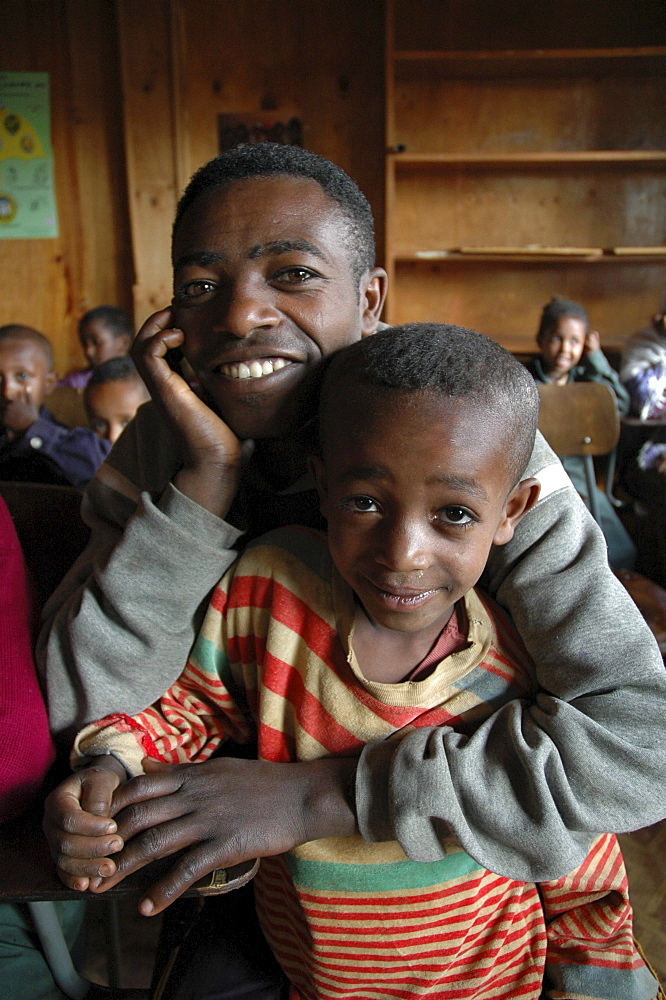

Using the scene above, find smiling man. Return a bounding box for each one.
[40,145,666,934]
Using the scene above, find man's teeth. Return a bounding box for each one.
[221,358,288,379]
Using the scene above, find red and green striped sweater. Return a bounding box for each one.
[74,526,657,1000]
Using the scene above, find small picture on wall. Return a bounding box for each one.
[218,113,303,153]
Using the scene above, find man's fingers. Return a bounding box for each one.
[137,843,225,916]
[131,307,175,347]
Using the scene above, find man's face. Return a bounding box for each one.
[171,176,385,439]
[0,338,55,426]
[313,388,532,638]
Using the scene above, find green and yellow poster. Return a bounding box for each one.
[0,72,58,239]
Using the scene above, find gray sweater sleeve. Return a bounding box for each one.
[37,403,243,740]
[355,433,666,881]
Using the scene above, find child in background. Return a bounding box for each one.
[526,296,636,570]
[84,356,150,445]
[57,305,133,390]
[620,296,666,422]
[47,325,658,1000]
[0,324,109,488]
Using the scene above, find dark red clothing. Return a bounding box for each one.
[0,496,54,821]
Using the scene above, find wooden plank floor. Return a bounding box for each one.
[619,819,666,984]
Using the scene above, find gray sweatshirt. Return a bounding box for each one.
[37,402,666,881]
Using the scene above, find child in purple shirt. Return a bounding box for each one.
[57,305,132,390]
[0,324,109,488]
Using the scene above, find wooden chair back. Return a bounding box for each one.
[537,381,620,457]
[47,386,88,429]
[0,480,90,613]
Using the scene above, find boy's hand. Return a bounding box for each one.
[1,386,40,439]
[42,757,127,891]
[85,756,358,916]
[584,329,601,354]
[131,308,251,519]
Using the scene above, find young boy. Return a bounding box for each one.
[0,324,110,488]
[57,305,133,390]
[84,356,150,445]
[50,326,658,1000]
[526,296,635,570]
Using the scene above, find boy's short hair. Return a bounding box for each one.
[0,323,54,369]
[79,305,133,340]
[173,143,376,284]
[537,296,589,339]
[319,323,540,489]
[85,356,143,395]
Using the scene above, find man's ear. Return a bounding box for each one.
[307,454,328,514]
[360,267,388,337]
[492,477,541,546]
[44,370,57,397]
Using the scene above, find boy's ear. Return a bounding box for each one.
[492,477,541,546]
[361,267,388,337]
[307,454,328,512]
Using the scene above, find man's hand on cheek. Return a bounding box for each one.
[131,307,250,518]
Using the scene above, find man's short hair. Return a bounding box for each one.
[173,143,376,283]
[79,306,133,340]
[319,323,540,489]
[0,324,54,370]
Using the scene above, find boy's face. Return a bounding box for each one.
[538,317,586,379]
[0,338,56,425]
[312,389,537,636]
[80,320,131,368]
[171,176,386,439]
[86,378,150,444]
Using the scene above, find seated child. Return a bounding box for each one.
[48,324,658,1000]
[57,305,133,390]
[620,295,666,422]
[0,324,110,488]
[526,295,636,570]
[84,356,150,445]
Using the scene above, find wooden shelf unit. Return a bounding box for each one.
[384,0,666,352]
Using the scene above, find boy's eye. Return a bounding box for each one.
[339,495,379,513]
[16,371,30,381]
[438,506,475,526]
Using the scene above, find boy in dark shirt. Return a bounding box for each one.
[0,324,109,488]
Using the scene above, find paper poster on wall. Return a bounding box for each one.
[0,71,58,239]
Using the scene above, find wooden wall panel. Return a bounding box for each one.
[0,0,131,377]
[170,0,385,259]
[391,258,666,352]
[115,0,179,327]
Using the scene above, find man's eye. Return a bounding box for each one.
[339,495,379,513]
[438,506,474,526]
[177,280,217,300]
[273,267,318,285]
